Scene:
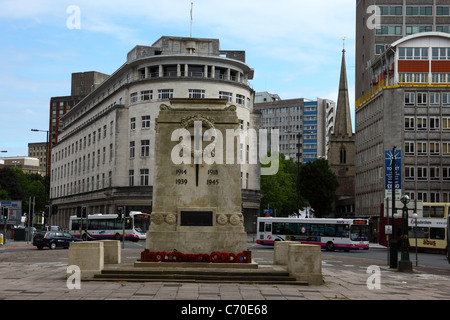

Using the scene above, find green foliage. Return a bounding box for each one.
[298,158,338,217]
[260,155,338,218]
[260,152,303,217]
[0,167,48,212]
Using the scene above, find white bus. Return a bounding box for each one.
[257,217,370,251]
[69,212,150,242]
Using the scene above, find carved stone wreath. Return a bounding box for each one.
[178,115,218,159]
[229,214,241,226]
[216,214,228,225]
[152,213,164,225]
[165,213,177,225]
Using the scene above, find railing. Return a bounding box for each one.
[137,69,247,84]
[356,77,450,109]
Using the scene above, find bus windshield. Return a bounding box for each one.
[350,225,369,241]
[133,214,150,233]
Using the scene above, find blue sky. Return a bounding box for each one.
[0,0,355,157]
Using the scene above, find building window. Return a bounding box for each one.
[142,115,151,129]
[130,117,136,130]
[430,192,440,203]
[399,47,428,60]
[188,89,205,98]
[417,191,427,202]
[404,117,415,130]
[158,89,173,100]
[141,140,150,157]
[443,142,450,155]
[429,117,440,130]
[417,142,427,155]
[443,93,450,106]
[406,6,432,16]
[399,73,413,83]
[414,74,428,83]
[443,167,450,180]
[406,26,432,35]
[417,117,427,130]
[429,142,440,155]
[405,92,415,105]
[443,117,450,131]
[377,6,402,16]
[405,141,415,155]
[129,141,135,158]
[432,48,449,60]
[340,147,346,164]
[430,167,440,180]
[437,6,450,15]
[436,26,450,33]
[376,25,402,35]
[141,90,152,101]
[130,92,138,103]
[140,169,149,186]
[405,166,414,180]
[129,170,134,186]
[429,92,441,105]
[219,91,232,102]
[236,94,245,105]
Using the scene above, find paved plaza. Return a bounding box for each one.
[0,240,449,301]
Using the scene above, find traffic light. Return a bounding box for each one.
[2,207,8,220]
[117,207,123,220]
[52,205,58,215]
[81,206,87,218]
[44,205,50,218]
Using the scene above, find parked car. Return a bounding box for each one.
[33,231,81,250]
[43,226,60,231]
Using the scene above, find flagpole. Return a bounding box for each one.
[190,2,193,37]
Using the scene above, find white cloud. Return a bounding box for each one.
[0,0,357,155]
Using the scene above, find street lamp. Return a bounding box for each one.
[31,129,49,175]
[389,146,398,269]
[412,213,418,267]
[398,194,413,272]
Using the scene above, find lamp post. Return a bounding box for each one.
[389,146,398,268]
[398,194,413,272]
[412,213,418,267]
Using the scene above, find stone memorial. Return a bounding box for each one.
[145,98,247,256]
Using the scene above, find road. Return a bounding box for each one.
[247,241,450,273]
[1,239,448,272]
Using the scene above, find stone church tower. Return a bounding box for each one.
[327,49,355,217]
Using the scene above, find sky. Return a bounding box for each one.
[0,0,356,157]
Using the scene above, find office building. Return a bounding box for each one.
[254,95,335,163]
[48,71,109,174]
[356,0,450,98]
[49,36,260,231]
[355,31,450,224]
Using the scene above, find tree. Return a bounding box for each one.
[0,167,48,212]
[260,152,304,217]
[298,159,338,217]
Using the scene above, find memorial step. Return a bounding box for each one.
[91,267,307,285]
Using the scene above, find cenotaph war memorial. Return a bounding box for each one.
[145,98,247,256]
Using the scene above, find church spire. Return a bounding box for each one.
[334,49,353,136]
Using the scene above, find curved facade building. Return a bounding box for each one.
[50,36,260,231]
